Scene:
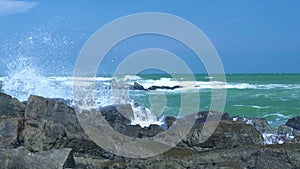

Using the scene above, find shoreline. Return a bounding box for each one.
[0,92,300,168]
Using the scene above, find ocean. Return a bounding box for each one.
[0,73,299,128]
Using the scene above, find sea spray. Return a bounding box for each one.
[0,49,73,102]
[0,23,75,101]
[130,101,163,127]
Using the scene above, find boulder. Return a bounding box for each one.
[99,104,132,128]
[278,125,294,136]
[0,93,26,119]
[232,116,274,134]
[278,125,300,143]
[180,120,264,151]
[0,118,24,147]
[248,118,273,134]
[123,124,164,138]
[0,147,74,169]
[163,111,230,129]
[23,95,133,159]
[160,112,262,152]
[286,116,300,130]
[0,93,25,148]
[2,92,300,168]
[134,82,146,90]
[23,95,90,152]
[131,82,147,90]
[196,111,231,123]
[162,116,177,129]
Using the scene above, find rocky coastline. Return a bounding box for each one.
[0,92,300,169]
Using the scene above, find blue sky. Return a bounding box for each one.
[0,0,300,75]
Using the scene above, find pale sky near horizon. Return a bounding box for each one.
[0,0,300,75]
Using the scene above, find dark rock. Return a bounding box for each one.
[248,118,273,134]
[0,93,26,119]
[74,144,300,169]
[162,116,177,129]
[294,129,300,137]
[286,116,300,130]
[23,95,90,152]
[0,118,24,148]
[0,147,74,169]
[23,95,133,159]
[180,121,263,151]
[148,85,181,90]
[51,98,73,106]
[232,117,274,134]
[99,104,132,132]
[0,81,2,92]
[294,136,300,143]
[100,104,133,126]
[2,92,300,168]
[130,82,147,90]
[278,125,300,143]
[123,124,164,138]
[195,111,231,124]
[278,125,294,136]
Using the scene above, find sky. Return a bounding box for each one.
[0,0,300,75]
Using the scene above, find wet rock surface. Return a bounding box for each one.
[286,116,300,130]
[130,82,147,90]
[0,147,74,169]
[74,144,300,169]
[0,92,300,168]
[0,93,26,118]
[180,121,264,152]
[23,95,89,152]
[0,118,24,148]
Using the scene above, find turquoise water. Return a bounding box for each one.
[0,73,299,127]
[129,74,300,127]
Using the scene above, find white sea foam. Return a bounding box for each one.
[251,105,270,109]
[130,102,163,127]
[0,71,73,102]
[128,77,300,91]
[233,105,245,107]
[122,75,142,81]
[234,105,270,109]
[261,113,292,119]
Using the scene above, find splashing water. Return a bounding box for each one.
[0,24,75,101]
[130,102,163,127]
[0,25,162,127]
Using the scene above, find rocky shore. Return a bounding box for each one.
[0,92,300,169]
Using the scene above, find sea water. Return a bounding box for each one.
[0,72,299,128]
[0,28,299,130]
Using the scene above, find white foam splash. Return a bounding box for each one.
[0,60,73,102]
[130,102,163,127]
[129,77,300,90]
[262,132,295,145]
[0,25,74,101]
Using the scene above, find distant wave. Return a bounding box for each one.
[233,105,270,109]
[1,75,300,102]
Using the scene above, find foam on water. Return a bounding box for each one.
[261,113,292,119]
[130,77,300,90]
[130,102,163,127]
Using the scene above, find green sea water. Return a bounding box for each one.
[1,73,299,127]
[129,74,300,127]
